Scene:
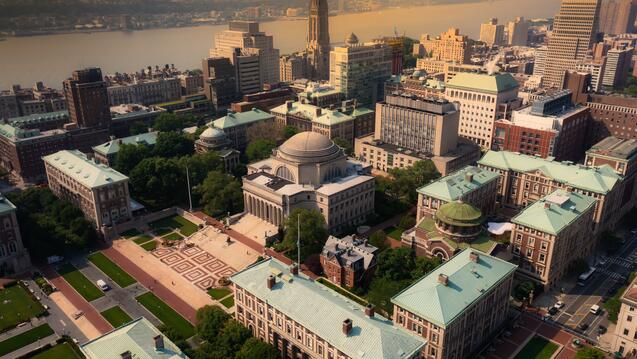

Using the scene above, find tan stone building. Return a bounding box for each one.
[0,195,30,275]
[43,150,131,229]
[510,189,596,290]
[243,132,374,233]
[414,28,471,64]
[479,18,504,47]
[613,276,637,357]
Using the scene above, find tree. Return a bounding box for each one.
[153,113,195,132]
[196,305,230,343]
[398,215,416,230]
[332,137,353,156]
[366,277,412,316]
[281,208,328,261]
[235,338,279,359]
[129,157,187,208]
[154,132,195,158]
[282,125,299,140]
[368,230,388,251]
[129,121,148,135]
[411,256,442,279]
[513,281,535,301]
[246,121,281,142]
[180,152,223,185]
[114,143,151,174]
[246,139,276,163]
[387,160,440,204]
[573,347,605,359]
[196,171,244,217]
[375,247,415,281]
[215,321,252,356]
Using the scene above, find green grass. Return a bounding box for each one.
[514,336,559,359]
[135,292,194,339]
[57,263,104,302]
[386,226,403,240]
[220,296,235,308]
[162,232,183,241]
[0,324,54,356]
[149,215,198,236]
[88,252,136,288]
[29,342,81,359]
[0,285,46,331]
[208,287,231,300]
[101,306,133,328]
[119,228,141,238]
[316,278,368,307]
[141,241,158,251]
[133,234,153,244]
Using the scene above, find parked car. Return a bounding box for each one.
[598,325,607,335]
[578,322,589,331]
[590,304,601,315]
[96,279,109,291]
[554,301,565,309]
[548,307,558,315]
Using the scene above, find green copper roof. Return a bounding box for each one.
[418,166,499,202]
[0,195,16,216]
[478,151,621,194]
[7,110,69,127]
[212,109,274,129]
[92,132,158,156]
[80,317,187,359]
[435,201,483,227]
[42,150,129,189]
[391,249,517,328]
[446,72,519,94]
[512,189,596,235]
[271,102,355,126]
[231,259,426,359]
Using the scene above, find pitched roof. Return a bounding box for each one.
[271,101,355,126]
[512,189,596,235]
[478,151,621,194]
[0,195,16,216]
[80,317,187,359]
[231,259,426,359]
[92,132,158,156]
[42,150,128,189]
[392,249,516,328]
[417,166,499,202]
[446,72,519,94]
[211,109,274,129]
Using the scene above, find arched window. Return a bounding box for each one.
[8,242,16,253]
[275,166,295,182]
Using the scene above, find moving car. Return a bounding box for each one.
[578,322,589,331]
[548,307,558,315]
[96,279,109,291]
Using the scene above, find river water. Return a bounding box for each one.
[0,0,559,89]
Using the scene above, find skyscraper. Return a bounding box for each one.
[543,0,601,88]
[507,17,529,46]
[63,67,111,129]
[306,0,331,81]
[599,0,637,35]
[479,18,504,47]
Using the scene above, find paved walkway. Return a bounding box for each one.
[40,265,112,335]
[102,247,197,324]
[0,333,58,359]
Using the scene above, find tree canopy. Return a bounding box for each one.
[245,139,276,163]
[196,171,244,217]
[153,113,196,132]
[333,137,353,156]
[235,338,279,359]
[279,208,328,261]
[282,125,299,140]
[154,131,195,158]
[114,143,152,175]
[387,160,440,204]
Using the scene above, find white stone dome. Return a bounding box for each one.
[199,126,226,140]
[277,132,342,164]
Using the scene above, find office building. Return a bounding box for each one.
[230,258,426,359]
[210,21,280,86]
[575,58,606,92]
[492,90,590,162]
[63,68,111,129]
[107,77,182,106]
[415,28,471,64]
[209,109,276,149]
[0,195,30,275]
[612,276,637,356]
[445,72,521,149]
[306,0,331,81]
[587,94,637,143]
[92,132,158,166]
[543,0,601,88]
[279,53,307,82]
[602,47,634,88]
[230,85,295,113]
[202,57,238,111]
[599,0,637,35]
[533,46,548,77]
[478,150,632,235]
[508,17,529,46]
[320,235,378,288]
[480,18,504,47]
[378,36,406,75]
[392,249,517,359]
[329,35,392,105]
[510,189,596,289]
[43,150,131,229]
[563,71,592,105]
[243,132,374,233]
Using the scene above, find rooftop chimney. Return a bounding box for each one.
[315,108,322,117]
[470,252,479,263]
[267,275,276,290]
[365,304,375,318]
[121,351,132,359]
[290,264,299,276]
[465,173,474,183]
[153,335,164,351]
[286,100,293,109]
[438,273,449,286]
[544,202,551,209]
[342,318,352,336]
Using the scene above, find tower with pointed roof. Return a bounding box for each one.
[306,0,331,81]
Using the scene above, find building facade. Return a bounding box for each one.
[63,68,112,129]
[508,17,529,46]
[92,132,158,166]
[586,94,637,144]
[210,109,276,150]
[602,47,634,89]
[107,78,182,106]
[306,0,331,81]
[415,28,470,64]
[202,57,238,111]
[0,195,30,275]
[280,53,308,82]
[320,235,378,288]
[479,18,504,47]
[612,276,637,357]
[599,0,637,35]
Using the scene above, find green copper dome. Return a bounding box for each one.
[435,201,483,227]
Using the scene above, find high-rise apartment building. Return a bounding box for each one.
[415,28,471,64]
[63,68,111,129]
[533,46,549,77]
[445,72,521,149]
[279,54,307,82]
[508,17,529,46]
[329,34,392,105]
[480,18,504,47]
[543,0,601,88]
[210,21,280,87]
[202,57,238,111]
[575,58,606,91]
[306,0,331,81]
[599,0,637,35]
[602,47,634,88]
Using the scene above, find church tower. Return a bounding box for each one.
[306,0,330,80]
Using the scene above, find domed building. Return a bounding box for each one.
[243,132,374,233]
[402,200,496,261]
[195,125,240,170]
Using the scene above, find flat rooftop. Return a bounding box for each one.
[587,136,637,161]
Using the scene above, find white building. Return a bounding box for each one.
[576,59,606,92]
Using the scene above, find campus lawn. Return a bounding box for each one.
[57,263,104,302]
[386,226,403,240]
[88,252,136,288]
[220,296,235,308]
[135,292,194,339]
[149,215,198,236]
[0,324,54,356]
[208,287,232,300]
[162,232,183,242]
[141,241,158,251]
[0,285,46,331]
[101,306,133,328]
[30,342,81,359]
[133,235,153,245]
[514,336,559,359]
[119,228,141,238]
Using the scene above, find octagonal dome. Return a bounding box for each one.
[199,126,226,140]
[435,201,483,227]
[277,132,342,164]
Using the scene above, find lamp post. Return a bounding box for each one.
[185,164,193,212]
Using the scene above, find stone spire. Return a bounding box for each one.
[306,0,331,81]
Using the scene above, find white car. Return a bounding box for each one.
[590,304,601,315]
[554,301,565,309]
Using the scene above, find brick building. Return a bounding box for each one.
[586,95,637,145]
[320,235,378,288]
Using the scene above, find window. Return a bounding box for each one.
[624,328,629,336]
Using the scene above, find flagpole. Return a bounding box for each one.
[297,213,301,269]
